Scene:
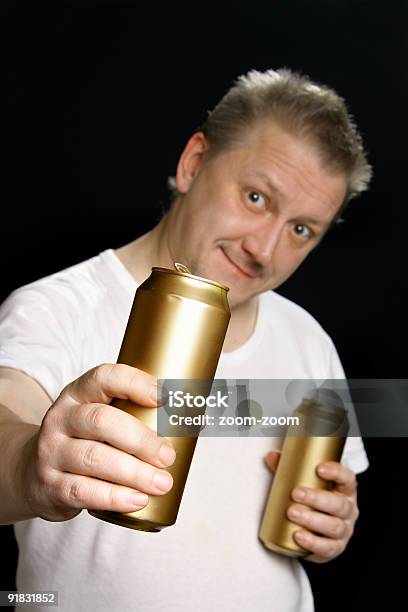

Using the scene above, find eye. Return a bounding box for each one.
[293,223,312,239]
[247,190,267,210]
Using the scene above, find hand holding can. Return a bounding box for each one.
[89,264,230,531]
[259,389,349,556]
[20,363,176,523]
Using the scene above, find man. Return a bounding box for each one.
[0,68,371,611]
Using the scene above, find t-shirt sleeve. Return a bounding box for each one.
[326,342,369,475]
[0,284,83,402]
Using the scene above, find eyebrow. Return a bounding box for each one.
[251,170,330,229]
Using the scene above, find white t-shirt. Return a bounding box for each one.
[0,249,369,612]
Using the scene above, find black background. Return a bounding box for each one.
[1,1,407,610]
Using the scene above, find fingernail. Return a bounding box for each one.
[293,488,305,500]
[158,443,176,466]
[150,383,167,405]
[129,492,149,507]
[318,465,328,476]
[149,384,161,404]
[289,507,301,519]
[153,471,173,492]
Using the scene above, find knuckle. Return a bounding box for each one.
[347,497,355,516]
[124,455,142,484]
[341,497,351,517]
[331,519,344,538]
[93,364,110,385]
[41,405,59,433]
[81,443,103,469]
[89,363,114,388]
[35,456,53,488]
[104,483,120,510]
[36,430,49,461]
[127,368,147,399]
[132,461,143,484]
[306,490,315,505]
[97,484,115,509]
[128,368,142,388]
[35,435,54,482]
[65,403,81,432]
[88,405,110,431]
[327,541,339,558]
[105,486,115,509]
[66,479,87,506]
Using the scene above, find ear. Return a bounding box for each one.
[175,131,210,194]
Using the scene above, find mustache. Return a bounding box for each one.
[221,246,262,278]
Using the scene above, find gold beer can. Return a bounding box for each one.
[88,263,230,532]
[259,389,349,556]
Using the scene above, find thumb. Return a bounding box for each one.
[264,450,281,473]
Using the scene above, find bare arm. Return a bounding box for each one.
[0,366,52,423]
[0,364,176,526]
[0,367,52,523]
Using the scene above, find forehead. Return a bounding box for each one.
[234,120,337,178]
[221,120,348,213]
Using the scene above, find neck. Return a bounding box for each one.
[114,216,260,353]
[114,215,172,285]
[221,295,259,352]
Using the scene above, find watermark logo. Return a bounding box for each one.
[156,378,407,438]
[168,390,230,409]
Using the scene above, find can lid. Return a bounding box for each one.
[308,388,347,416]
[151,265,230,291]
[296,388,349,436]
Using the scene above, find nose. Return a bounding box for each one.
[241,219,284,267]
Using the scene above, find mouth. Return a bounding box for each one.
[220,248,255,279]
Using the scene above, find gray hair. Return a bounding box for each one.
[168,68,372,218]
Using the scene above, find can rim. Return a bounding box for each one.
[152,267,230,291]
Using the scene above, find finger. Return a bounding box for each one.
[63,402,176,469]
[62,363,161,408]
[291,485,353,519]
[293,529,344,561]
[287,504,347,540]
[53,472,151,514]
[264,450,281,472]
[57,438,174,496]
[316,461,357,496]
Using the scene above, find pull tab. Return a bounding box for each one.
[174,262,191,274]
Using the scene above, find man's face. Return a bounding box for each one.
[168,121,347,309]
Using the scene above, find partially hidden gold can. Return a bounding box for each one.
[259,389,349,556]
[88,263,230,532]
